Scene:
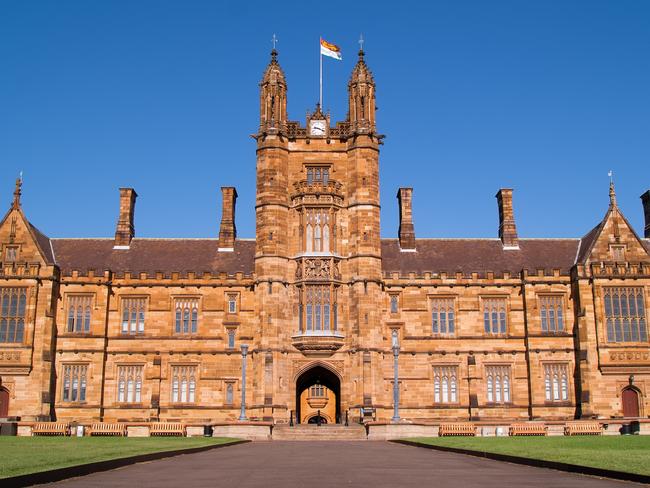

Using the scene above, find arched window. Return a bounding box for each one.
[171,365,197,403]
[486,365,511,404]
[433,366,458,404]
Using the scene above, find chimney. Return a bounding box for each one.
[641,190,650,238]
[218,187,238,251]
[397,187,416,251]
[496,188,519,249]
[114,188,137,249]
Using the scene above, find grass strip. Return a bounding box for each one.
[401,436,650,477]
[0,437,239,479]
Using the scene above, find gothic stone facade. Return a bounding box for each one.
[1,49,650,424]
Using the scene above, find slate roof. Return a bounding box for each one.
[380,238,580,276]
[50,239,256,276]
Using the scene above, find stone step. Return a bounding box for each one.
[272,425,367,441]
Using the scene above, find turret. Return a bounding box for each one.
[347,49,376,134]
[259,49,288,135]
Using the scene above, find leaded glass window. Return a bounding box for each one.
[540,295,564,333]
[304,208,332,253]
[117,365,143,403]
[0,287,27,343]
[433,366,458,404]
[62,364,87,402]
[431,298,456,336]
[544,363,569,402]
[303,285,335,333]
[604,287,647,342]
[483,298,507,335]
[121,297,146,335]
[486,365,511,404]
[171,365,197,403]
[66,295,92,333]
[174,298,198,334]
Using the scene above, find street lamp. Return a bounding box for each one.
[391,329,400,423]
[239,344,249,421]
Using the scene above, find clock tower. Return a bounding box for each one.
[253,47,383,422]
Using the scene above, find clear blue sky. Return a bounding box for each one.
[1,0,649,239]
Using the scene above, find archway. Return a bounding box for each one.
[0,387,9,418]
[622,387,640,417]
[295,365,341,424]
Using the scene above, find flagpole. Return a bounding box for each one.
[319,38,323,107]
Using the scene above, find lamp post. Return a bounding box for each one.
[391,329,400,423]
[239,344,249,421]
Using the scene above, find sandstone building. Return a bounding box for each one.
[1,48,649,426]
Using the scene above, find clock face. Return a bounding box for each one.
[310,120,326,136]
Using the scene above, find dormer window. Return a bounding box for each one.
[306,166,329,185]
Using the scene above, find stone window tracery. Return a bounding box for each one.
[483,298,507,335]
[301,285,337,333]
[544,363,569,402]
[121,297,146,335]
[304,208,332,253]
[486,365,511,404]
[433,366,458,404]
[540,295,564,333]
[171,365,197,403]
[174,298,198,334]
[67,295,92,333]
[62,364,87,402]
[431,298,455,336]
[604,287,647,342]
[117,365,143,403]
[0,287,27,343]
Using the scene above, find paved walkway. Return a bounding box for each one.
[45,441,637,487]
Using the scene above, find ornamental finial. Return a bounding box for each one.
[608,170,617,207]
[12,174,22,209]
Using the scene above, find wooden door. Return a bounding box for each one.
[0,387,9,417]
[622,388,639,418]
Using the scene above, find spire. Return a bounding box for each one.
[259,45,288,135]
[348,46,376,134]
[608,170,617,207]
[12,176,22,209]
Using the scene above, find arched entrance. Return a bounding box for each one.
[0,387,9,418]
[622,387,640,417]
[295,365,341,424]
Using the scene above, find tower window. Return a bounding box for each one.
[304,208,332,253]
[227,293,238,314]
[302,285,336,333]
[306,166,329,185]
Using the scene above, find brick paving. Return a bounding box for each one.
[44,441,637,488]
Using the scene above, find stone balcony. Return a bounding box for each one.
[291,330,345,357]
[291,180,344,206]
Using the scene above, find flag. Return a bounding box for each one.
[320,38,342,60]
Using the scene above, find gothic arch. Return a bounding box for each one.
[622,385,643,418]
[293,360,342,383]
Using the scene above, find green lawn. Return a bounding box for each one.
[0,437,239,479]
[405,436,650,476]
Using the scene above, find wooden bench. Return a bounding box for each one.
[564,421,602,436]
[31,422,70,436]
[439,423,476,436]
[89,423,126,436]
[150,423,186,436]
[509,423,547,436]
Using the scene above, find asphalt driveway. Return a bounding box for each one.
[44,441,637,487]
